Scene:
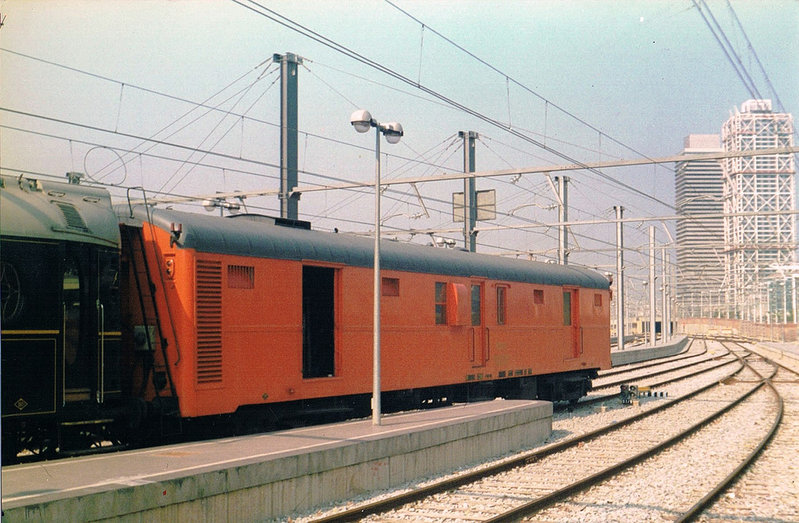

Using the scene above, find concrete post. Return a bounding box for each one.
[649,226,656,346]
[460,131,478,252]
[661,246,669,342]
[556,176,569,265]
[614,206,625,350]
[276,53,301,220]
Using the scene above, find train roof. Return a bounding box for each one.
[120,205,610,290]
[0,175,120,248]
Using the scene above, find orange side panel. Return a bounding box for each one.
[134,221,611,419]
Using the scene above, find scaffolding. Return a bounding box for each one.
[722,99,796,319]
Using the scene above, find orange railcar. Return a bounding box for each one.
[119,207,611,422]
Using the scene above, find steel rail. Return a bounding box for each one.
[592,351,731,391]
[674,341,787,522]
[599,338,700,378]
[310,355,746,522]
[487,347,776,522]
[572,352,736,411]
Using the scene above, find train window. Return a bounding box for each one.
[533,289,544,305]
[0,241,60,329]
[63,259,81,370]
[435,282,447,325]
[98,249,121,330]
[496,286,507,325]
[594,293,602,307]
[382,277,399,296]
[563,291,572,326]
[63,252,92,399]
[228,265,254,289]
[471,285,481,326]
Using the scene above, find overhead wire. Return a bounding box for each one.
[304,53,626,253]
[0,112,424,200]
[1,118,477,233]
[4,21,678,267]
[0,48,278,180]
[1,123,279,182]
[456,132,623,262]
[723,0,786,113]
[691,0,762,100]
[306,58,455,112]
[230,0,679,213]
[321,133,459,218]
[477,134,632,244]
[7,6,721,258]
[96,62,280,182]
[301,61,360,109]
[158,68,281,193]
[383,1,787,264]
[2,55,475,226]
[0,47,275,112]
[379,1,682,228]
[721,0,798,161]
[382,0,670,172]
[381,135,462,219]
[1,48,458,178]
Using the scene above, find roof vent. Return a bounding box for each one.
[54,202,90,232]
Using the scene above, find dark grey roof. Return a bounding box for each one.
[1,175,119,248]
[118,205,609,290]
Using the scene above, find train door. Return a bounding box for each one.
[62,244,117,405]
[63,245,94,403]
[471,281,487,367]
[302,266,336,378]
[97,249,121,402]
[562,288,581,358]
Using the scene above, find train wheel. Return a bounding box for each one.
[18,429,56,462]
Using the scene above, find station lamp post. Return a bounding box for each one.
[642,280,649,343]
[350,109,404,426]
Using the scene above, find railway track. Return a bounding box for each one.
[299,339,777,522]
[597,337,703,379]
[523,344,781,522]
[690,340,799,522]
[591,338,712,388]
[570,338,734,411]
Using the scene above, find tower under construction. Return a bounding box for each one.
[721,99,795,319]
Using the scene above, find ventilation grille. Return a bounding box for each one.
[228,265,254,289]
[196,260,223,385]
[54,202,89,232]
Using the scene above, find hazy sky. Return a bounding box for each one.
[1,0,797,288]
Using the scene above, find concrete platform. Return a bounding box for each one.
[1,399,551,522]
[610,335,689,367]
